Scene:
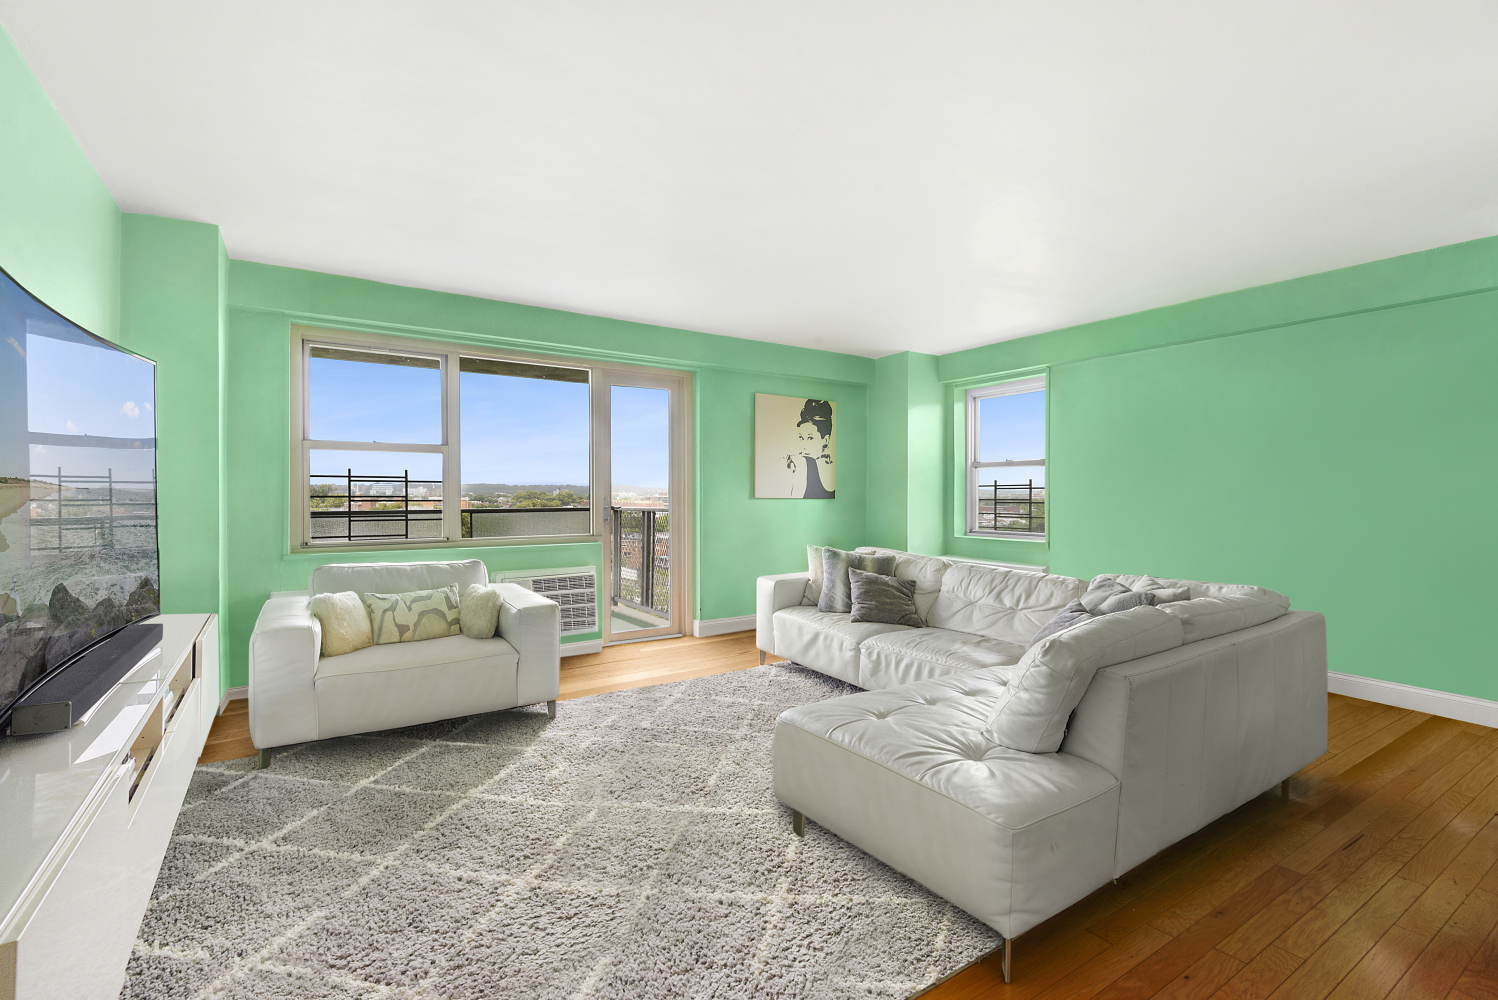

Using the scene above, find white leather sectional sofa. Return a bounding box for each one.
[249,560,560,763]
[757,548,1327,981]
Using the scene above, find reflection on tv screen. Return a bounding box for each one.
[0,266,160,717]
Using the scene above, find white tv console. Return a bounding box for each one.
[0,614,218,1000]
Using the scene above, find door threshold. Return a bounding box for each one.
[606,633,684,647]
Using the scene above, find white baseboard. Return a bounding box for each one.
[692,615,756,638]
[1328,671,1498,729]
[561,639,604,657]
[218,685,248,715]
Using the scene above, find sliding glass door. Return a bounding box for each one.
[596,371,690,644]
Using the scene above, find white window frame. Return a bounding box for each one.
[966,375,1046,540]
[288,324,693,555]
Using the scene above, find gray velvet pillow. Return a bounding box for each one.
[818,547,898,614]
[1080,576,1132,614]
[848,568,924,628]
[1027,599,1092,648]
[1097,589,1157,615]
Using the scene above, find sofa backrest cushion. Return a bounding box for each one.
[928,562,1086,645]
[987,605,1184,753]
[309,559,489,597]
[855,547,953,619]
[1160,593,1289,643]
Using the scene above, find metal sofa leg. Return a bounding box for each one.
[759,650,767,665]
[1002,936,1011,983]
[547,700,557,720]
[258,747,272,770]
[792,809,805,837]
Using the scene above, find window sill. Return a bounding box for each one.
[964,531,1047,542]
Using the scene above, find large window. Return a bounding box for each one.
[294,330,595,548]
[966,375,1046,539]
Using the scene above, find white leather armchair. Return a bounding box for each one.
[248,560,560,766]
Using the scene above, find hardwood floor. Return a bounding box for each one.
[199,645,1498,1000]
[196,630,761,765]
[920,693,1498,1000]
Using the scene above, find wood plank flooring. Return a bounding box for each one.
[199,644,1498,1000]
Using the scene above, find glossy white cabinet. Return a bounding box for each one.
[0,614,218,1000]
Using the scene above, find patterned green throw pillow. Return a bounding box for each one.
[361,585,462,644]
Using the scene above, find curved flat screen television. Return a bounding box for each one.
[0,265,159,729]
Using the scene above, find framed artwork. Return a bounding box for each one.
[754,394,836,498]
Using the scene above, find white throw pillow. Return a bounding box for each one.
[987,605,1183,753]
[460,584,502,640]
[308,590,373,657]
[802,544,825,606]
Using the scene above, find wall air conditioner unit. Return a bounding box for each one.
[492,566,598,636]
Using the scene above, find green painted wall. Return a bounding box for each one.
[0,25,120,339]
[119,214,225,615]
[936,235,1498,699]
[867,352,944,555]
[220,262,872,687]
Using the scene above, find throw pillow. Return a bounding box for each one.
[1149,586,1191,604]
[1080,576,1131,614]
[308,590,373,657]
[362,585,462,644]
[1026,599,1092,648]
[988,606,1185,753]
[460,583,502,640]
[848,568,924,628]
[1096,589,1156,615]
[802,544,825,606]
[818,547,898,614]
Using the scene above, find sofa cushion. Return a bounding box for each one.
[310,559,489,596]
[858,628,1025,690]
[772,606,913,685]
[315,632,519,679]
[307,590,373,657]
[1097,590,1156,615]
[927,562,1086,645]
[362,586,463,644]
[849,568,924,628]
[802,544,826,607]
[774,670,1120,938]
[987,605,1183,753]
[460,583,502,640]
[818,548,898,614]
[1160,593,1289,643]
[1026,599,1093,649]
[855,547,953,620]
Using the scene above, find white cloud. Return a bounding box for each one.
[5,336,23,359]
[121,401,140,419]
[66,420,78,433]
[144,401,153,411]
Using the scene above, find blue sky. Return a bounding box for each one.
[308,357,669,491]
[978,390,1045,487]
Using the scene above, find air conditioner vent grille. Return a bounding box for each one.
[493,566,598,636]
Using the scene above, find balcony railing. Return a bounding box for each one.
[27,467,158,552]
[612,506,669,618]
[977,480,1045,534]
[309,469,442,541]
[463,507,590,538]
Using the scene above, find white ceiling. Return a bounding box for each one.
[4,2,1498,358]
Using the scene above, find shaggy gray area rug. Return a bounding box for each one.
[122,663,1000,999]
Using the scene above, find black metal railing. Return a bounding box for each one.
[612,506,669,617]
[310,469,442,541]
[978,480,1045,534]
[28,467,158,552]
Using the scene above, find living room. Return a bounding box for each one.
[1,4,1494,999]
